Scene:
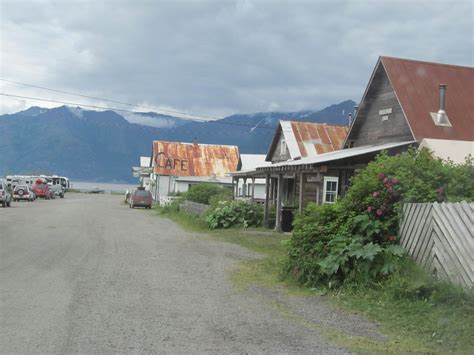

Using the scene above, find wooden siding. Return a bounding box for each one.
[399,202,474,289]
[270,132,291,163]
[347,63,414,147]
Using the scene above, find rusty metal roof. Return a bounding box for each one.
[152,141,239,177]
[381,56,474,141]
[266,121,349,161]
[290,121,349,157]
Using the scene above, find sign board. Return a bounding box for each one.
[379,108,392,115]
[152,141,239,177]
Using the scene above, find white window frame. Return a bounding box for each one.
[280,139,286,156]
[323,176,339,204]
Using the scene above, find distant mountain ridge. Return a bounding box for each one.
[0,100,356,182]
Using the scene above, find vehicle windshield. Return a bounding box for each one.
[135,190,150,197]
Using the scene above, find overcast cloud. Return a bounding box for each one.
[1,0,472,118]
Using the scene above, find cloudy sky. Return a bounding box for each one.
[1,0,472,118]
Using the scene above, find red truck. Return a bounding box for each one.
[32,180,54,199]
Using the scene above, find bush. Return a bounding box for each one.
[284,149,473,288]
[206,200,263,229]
[182,183,226,205]
[208,188,233,208]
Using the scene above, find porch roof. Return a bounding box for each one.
[257,141,416,172]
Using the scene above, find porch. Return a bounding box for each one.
[230,141,415,232]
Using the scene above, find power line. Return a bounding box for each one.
[0,78,218,121]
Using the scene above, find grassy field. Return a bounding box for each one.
[156,208,474,353]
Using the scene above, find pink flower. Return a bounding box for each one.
[367,206,372,213]
[372,191,379,198]
[378,172,385,180]
[392,178,398,185]
[376,209,383,216]
[383,177,389,184]
[436,187,444,194]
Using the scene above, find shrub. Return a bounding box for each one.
[285,149,473,288]
[206,200,263,229]
[208,188,233,208]
[182,183,226,205]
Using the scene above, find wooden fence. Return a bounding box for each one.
[179,200,210,217]
[399,202,473,289]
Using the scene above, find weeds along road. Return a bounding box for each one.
[0,193,378,354]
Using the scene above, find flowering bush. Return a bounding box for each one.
[285,148,473,288]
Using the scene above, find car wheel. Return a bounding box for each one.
[7,200,11,207]
[2,201,6,207]
[60,193,64,198]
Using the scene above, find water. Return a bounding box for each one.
[71,181,138,193]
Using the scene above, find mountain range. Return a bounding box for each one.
[0,100,355,182]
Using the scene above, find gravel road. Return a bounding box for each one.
[1,193,382,354]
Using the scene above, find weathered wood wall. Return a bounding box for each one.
[347,63,413,147]
[399,202,474,289]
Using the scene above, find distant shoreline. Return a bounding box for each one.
[71,181,137,193]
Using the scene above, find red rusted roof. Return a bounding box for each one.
[290,121,349,157]
[381,56,474,141]
[152,141,239,177]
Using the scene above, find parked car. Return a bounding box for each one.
[13,185,35,202]
[32,180,54,199]
[47,182,65,198]
[0,180,12,207]
[129,189,152,209]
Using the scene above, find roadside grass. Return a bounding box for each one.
[155,207,474,353]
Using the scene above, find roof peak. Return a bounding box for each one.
[380,56,474,70]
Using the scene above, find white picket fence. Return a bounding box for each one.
[399,202,474,289]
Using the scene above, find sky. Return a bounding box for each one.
[1,0,472,118]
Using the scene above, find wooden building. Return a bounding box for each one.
[232,56,474,232]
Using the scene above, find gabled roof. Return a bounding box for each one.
[239,154,271,171]
[151,141,239,177]
[266,121,349,161]
[347,56,474,144]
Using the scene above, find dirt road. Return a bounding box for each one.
[1,193,381,354]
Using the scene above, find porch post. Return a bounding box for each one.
[316,175,320,204]
[231,177,235,200]
[243,178,247,197]
[235,178,240,198]
[299,172,304,213]
[251,178,255,199]
[264,174,270,227]
[275,173,283,232]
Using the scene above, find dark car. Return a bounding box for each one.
[32,180,54,199]
[129,189,152,209]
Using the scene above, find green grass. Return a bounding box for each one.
[331,265,474,352]
[156,208,474,353]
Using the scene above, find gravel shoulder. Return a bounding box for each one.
[1,193,383,354]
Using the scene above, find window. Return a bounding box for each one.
[280,139,286,156]
[323,176,338,204]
